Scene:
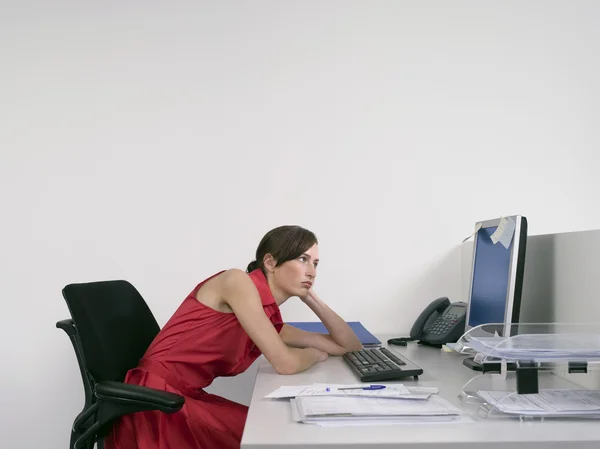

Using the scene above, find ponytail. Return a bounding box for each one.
[246,260,260,273]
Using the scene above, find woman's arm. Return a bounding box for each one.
[280,290,363,355]
[219,269,328,374]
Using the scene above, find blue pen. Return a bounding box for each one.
[335,385,386,391]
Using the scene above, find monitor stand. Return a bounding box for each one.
[462,356,517,372]
[462,356,483,371]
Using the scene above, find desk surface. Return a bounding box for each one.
[241,337,600,449]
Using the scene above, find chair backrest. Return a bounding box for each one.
[62,280,160,383]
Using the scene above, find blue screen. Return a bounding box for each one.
[468,226,512,327]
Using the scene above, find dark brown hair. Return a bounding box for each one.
[246,225,318,274]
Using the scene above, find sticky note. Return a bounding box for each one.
[462,222,482,243]
[490,216,516,249]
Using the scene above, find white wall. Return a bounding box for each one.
[2,1,600,447]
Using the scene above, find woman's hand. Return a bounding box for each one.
[297,289,363,353]
[300,288,319,304]
[306,347,329,362]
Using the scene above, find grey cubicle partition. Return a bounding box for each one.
[463,228,600,388]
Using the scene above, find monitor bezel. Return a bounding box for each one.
[464,215,528,333]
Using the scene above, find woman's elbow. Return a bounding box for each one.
[274,360,299,375]
[275,366,296,375]
[272,354,300,375]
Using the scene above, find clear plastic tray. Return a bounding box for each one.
[457,323,600,364]
[457,323,600,419]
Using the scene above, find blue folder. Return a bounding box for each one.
[285,321,381,346]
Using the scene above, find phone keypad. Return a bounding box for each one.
[429,316,460,336]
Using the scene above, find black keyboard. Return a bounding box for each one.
[342,347,423,382]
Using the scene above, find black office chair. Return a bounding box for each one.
[56,280,185,449]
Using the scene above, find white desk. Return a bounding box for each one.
[241,337,600,449]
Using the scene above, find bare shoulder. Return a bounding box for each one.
[218,268,258,299]
[195,269,252,313]
[219,268,250,285]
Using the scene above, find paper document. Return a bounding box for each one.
[478,389,600,416]
[406,386,440,395]
[265,383,437,400]
[287,386,465,427]
[490,216,516,249]
[295,394,461,418]
[311,415,474,427]
[290,399,467,426]
[462,222,483,243]
[442,342,473,354]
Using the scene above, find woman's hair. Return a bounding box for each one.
[246,225,318,274]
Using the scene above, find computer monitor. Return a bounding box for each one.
[465,215,528,334]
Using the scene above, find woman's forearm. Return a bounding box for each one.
[302,292,363,351]
[286,347,328,374]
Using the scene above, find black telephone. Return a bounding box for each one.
[388,297,467,347]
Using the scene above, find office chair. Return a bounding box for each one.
[56,280,185,449]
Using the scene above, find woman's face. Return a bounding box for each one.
[272,243,319,298]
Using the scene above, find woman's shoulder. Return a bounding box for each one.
[220,268,250,280]
[191,269,251,312]
[194,268,254,297]
[217,268,256,292]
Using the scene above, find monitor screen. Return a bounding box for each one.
[467,225,513,327]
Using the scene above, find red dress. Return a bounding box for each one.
[105,269,284,449]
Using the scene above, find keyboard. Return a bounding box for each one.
[342,347,423,382]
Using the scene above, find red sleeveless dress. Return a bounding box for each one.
[105,269,284,449]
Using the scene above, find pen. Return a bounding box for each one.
[336,385,386,391]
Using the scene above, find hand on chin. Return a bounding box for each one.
[299,286,315,303]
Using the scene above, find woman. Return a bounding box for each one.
[106,225,363,449]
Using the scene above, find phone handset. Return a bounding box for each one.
[387,297,450,346]
[410,297,450,340]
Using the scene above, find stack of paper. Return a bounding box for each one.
[266,383,437,400]
[478,389,600,417]
[266,383,465,426]
[291,395,463,426]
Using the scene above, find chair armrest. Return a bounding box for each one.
[96,381,184,414]
[56,319,76,336]
[71,381,185,449]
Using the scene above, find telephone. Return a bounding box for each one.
[388,297,467,347]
